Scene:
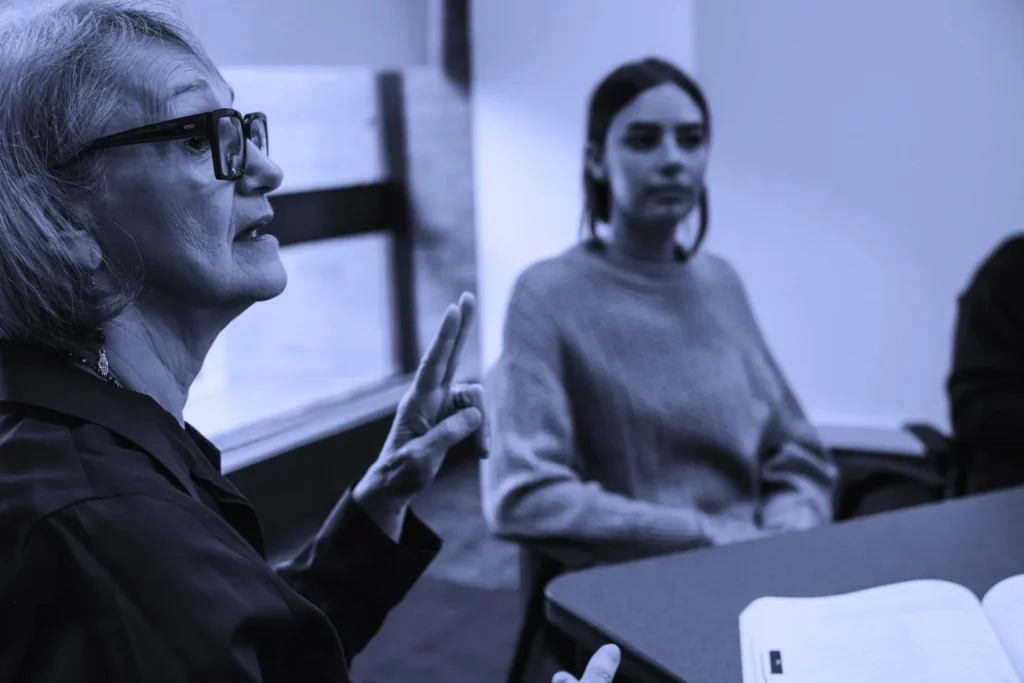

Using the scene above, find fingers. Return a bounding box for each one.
[552,644,621,683]
[412,292,476,394]
[579,644,621,683]
[383,386,484,498]
[451,383,488,457]
[414,403,483,460]
[412,303,461,393]
[441,292,476,386]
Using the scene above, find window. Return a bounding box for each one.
[185,233,399,437]
[183,65,480,456]
[184,67,412,446]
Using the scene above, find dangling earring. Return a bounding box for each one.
[63,274,124,389]
[95,328,113,381]
[87,277,112,380]
[65,327,123,388]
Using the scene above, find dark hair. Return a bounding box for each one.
[580,57,711,260]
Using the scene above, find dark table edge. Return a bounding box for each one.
[545,598,689,683]
[541,486,1024,683]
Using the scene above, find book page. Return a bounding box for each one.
[983,574,1024,678]
[739,579,1020,683]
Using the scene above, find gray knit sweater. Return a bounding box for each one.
[480,243,838,568]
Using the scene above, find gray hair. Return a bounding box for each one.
[0,0,215,355]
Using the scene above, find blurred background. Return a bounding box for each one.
[181,0,479,446]
[169,1,1024,681]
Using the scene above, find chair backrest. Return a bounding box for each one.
[518,544,568,611]
[833,423,958,519]
[507,545,579,683]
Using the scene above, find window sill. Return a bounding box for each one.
[198,374,414,474]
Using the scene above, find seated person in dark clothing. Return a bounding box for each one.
[947,235,1024,494]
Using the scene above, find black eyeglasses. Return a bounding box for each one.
[78,109,269,181]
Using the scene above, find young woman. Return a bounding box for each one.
[481,58,839,569]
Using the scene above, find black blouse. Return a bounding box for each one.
[0,339,440,682]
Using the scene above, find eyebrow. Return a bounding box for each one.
[169,79,235,103]
[627,121,705,129]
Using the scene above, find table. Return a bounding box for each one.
[545,486,1024,683]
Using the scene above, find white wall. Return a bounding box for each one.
[472,0,1024,432]
[180,0,429,403]
[694,0,1024,430]
[176,0,429,67]
[470,0,697,374]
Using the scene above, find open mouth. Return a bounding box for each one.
[234,226,264,241]
[234,216,273,242]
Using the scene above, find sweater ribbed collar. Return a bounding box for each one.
[571,243,695,290]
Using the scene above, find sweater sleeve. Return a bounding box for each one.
[480,275,761,568]
[756,354,839,531]
[720,261,839,531]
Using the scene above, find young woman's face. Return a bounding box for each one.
[595,82,709,229]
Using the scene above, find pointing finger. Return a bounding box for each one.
[412,304,461,393]
[441,292,476,386]
[579,644,621,683]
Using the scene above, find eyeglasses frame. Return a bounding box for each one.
[79,108,269,181]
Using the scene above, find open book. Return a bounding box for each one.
[739,574,1024,682]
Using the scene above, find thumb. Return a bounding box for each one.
[579,644,620,683]
[416,407,482,455]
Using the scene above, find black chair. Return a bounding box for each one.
[504,546,575,683]
[503,422,955,683]
[832,422,956,519]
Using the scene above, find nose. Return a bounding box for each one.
[657,136,687,179]
[238,139,284,195]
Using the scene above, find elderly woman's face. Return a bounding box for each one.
[90,40,286,318]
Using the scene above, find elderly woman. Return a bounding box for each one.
[0,1,621,682]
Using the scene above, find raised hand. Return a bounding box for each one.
[353,293,487,537]
[385,291,487,471]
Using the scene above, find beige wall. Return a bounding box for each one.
[176,0,430,67]
[695,0,1024,429]
[185,1,481,431]
[470,0,698,372]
